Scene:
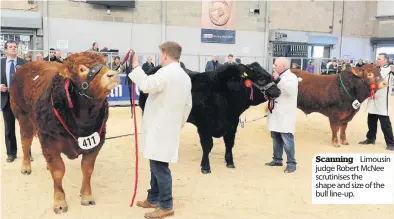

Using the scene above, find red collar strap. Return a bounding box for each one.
[268,99,275,113]
[65,79,73,108]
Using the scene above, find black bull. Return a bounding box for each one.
[138,62,281,174]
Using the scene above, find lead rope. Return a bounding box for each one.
[119,50,139,207]
[130,81,139,207]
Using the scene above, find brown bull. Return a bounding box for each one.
[291,64,388,147]
[10,52,120,214]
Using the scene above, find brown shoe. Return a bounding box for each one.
[137,200,158,208]
[144,208,174,219]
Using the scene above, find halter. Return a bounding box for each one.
[69,64,106,99]
[238,64,277,100]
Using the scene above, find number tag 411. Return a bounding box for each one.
[352,100,361,110]
[78,132,101,150]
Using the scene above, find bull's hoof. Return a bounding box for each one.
[21,163,32,175]
[81,195,96,206]
[341,140,349,145]
[201,169,211,174]
[53,201,68,214]
[81,200,96,206]
[21,169,32,175]
[332,143,340,148]
[226,164,235,168]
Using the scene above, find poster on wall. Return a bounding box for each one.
[200,0,236,44]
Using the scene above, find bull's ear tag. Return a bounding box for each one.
[243,72,248,77]
[352,100,361,110]
[78,132,100,150]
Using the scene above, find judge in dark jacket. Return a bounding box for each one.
[0,40,31,162]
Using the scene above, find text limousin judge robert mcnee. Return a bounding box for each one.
[312,153,394,204]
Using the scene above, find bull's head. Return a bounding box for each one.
[62,52,120,100]
[351,64,388,89]
[236,62,281,104]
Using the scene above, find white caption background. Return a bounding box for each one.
[312,153,394,204]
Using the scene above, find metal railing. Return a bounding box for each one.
[13,49,375,75]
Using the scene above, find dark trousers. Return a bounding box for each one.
[2,101,17,156]
[366,113,394,145]
[271,131,297,167]
[147,160,173,210]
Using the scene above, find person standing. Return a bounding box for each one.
[205,55,219,71]
[265,57,299,173]
[128,41,192,219]
[142,56,155,73]
[1,40,28,162]
[359,53,394,151]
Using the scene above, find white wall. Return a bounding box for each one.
[377,0,394,16]
[330,37,373,60]
[47,18,373,70]
[47,18,266,71]
[47,18,161,54]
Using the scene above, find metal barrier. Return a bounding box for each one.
[15,49,377,106]
[18,49,374,73]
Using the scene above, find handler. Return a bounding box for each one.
[265,57,299,173]
[127,41,192,219]
[359,53,394,151]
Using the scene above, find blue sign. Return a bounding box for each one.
[201,28,236,44]
[107,75,140,106]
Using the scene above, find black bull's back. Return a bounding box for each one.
[136,63,275,174]
[138,66,244,136]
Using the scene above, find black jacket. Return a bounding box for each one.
[1,57,27,109]
[142,62,155,73]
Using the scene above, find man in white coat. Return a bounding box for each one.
[265,57,298,173]
[359,53,394,151]
[127,41,192,219]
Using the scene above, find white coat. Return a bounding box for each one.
[367,65,393,116]
[128,62,192,163]
[267,69,299,134]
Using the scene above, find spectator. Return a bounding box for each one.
[225,54,234,64]
[235,58,241,64]
[305,60,315,73]
[44,48,56,61]
[87,42,99,52]
[328,60,340,74]
[205,55,220,71]
[356,59,365,67]
[142,56,155,73]
[36,52,44,61]
[341,59,351,71]
[111,56,124,73]
[23,53,32,62]
[0,40,32,163]
[54,49,63,63]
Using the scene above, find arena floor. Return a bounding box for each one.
[1,98,393,219]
